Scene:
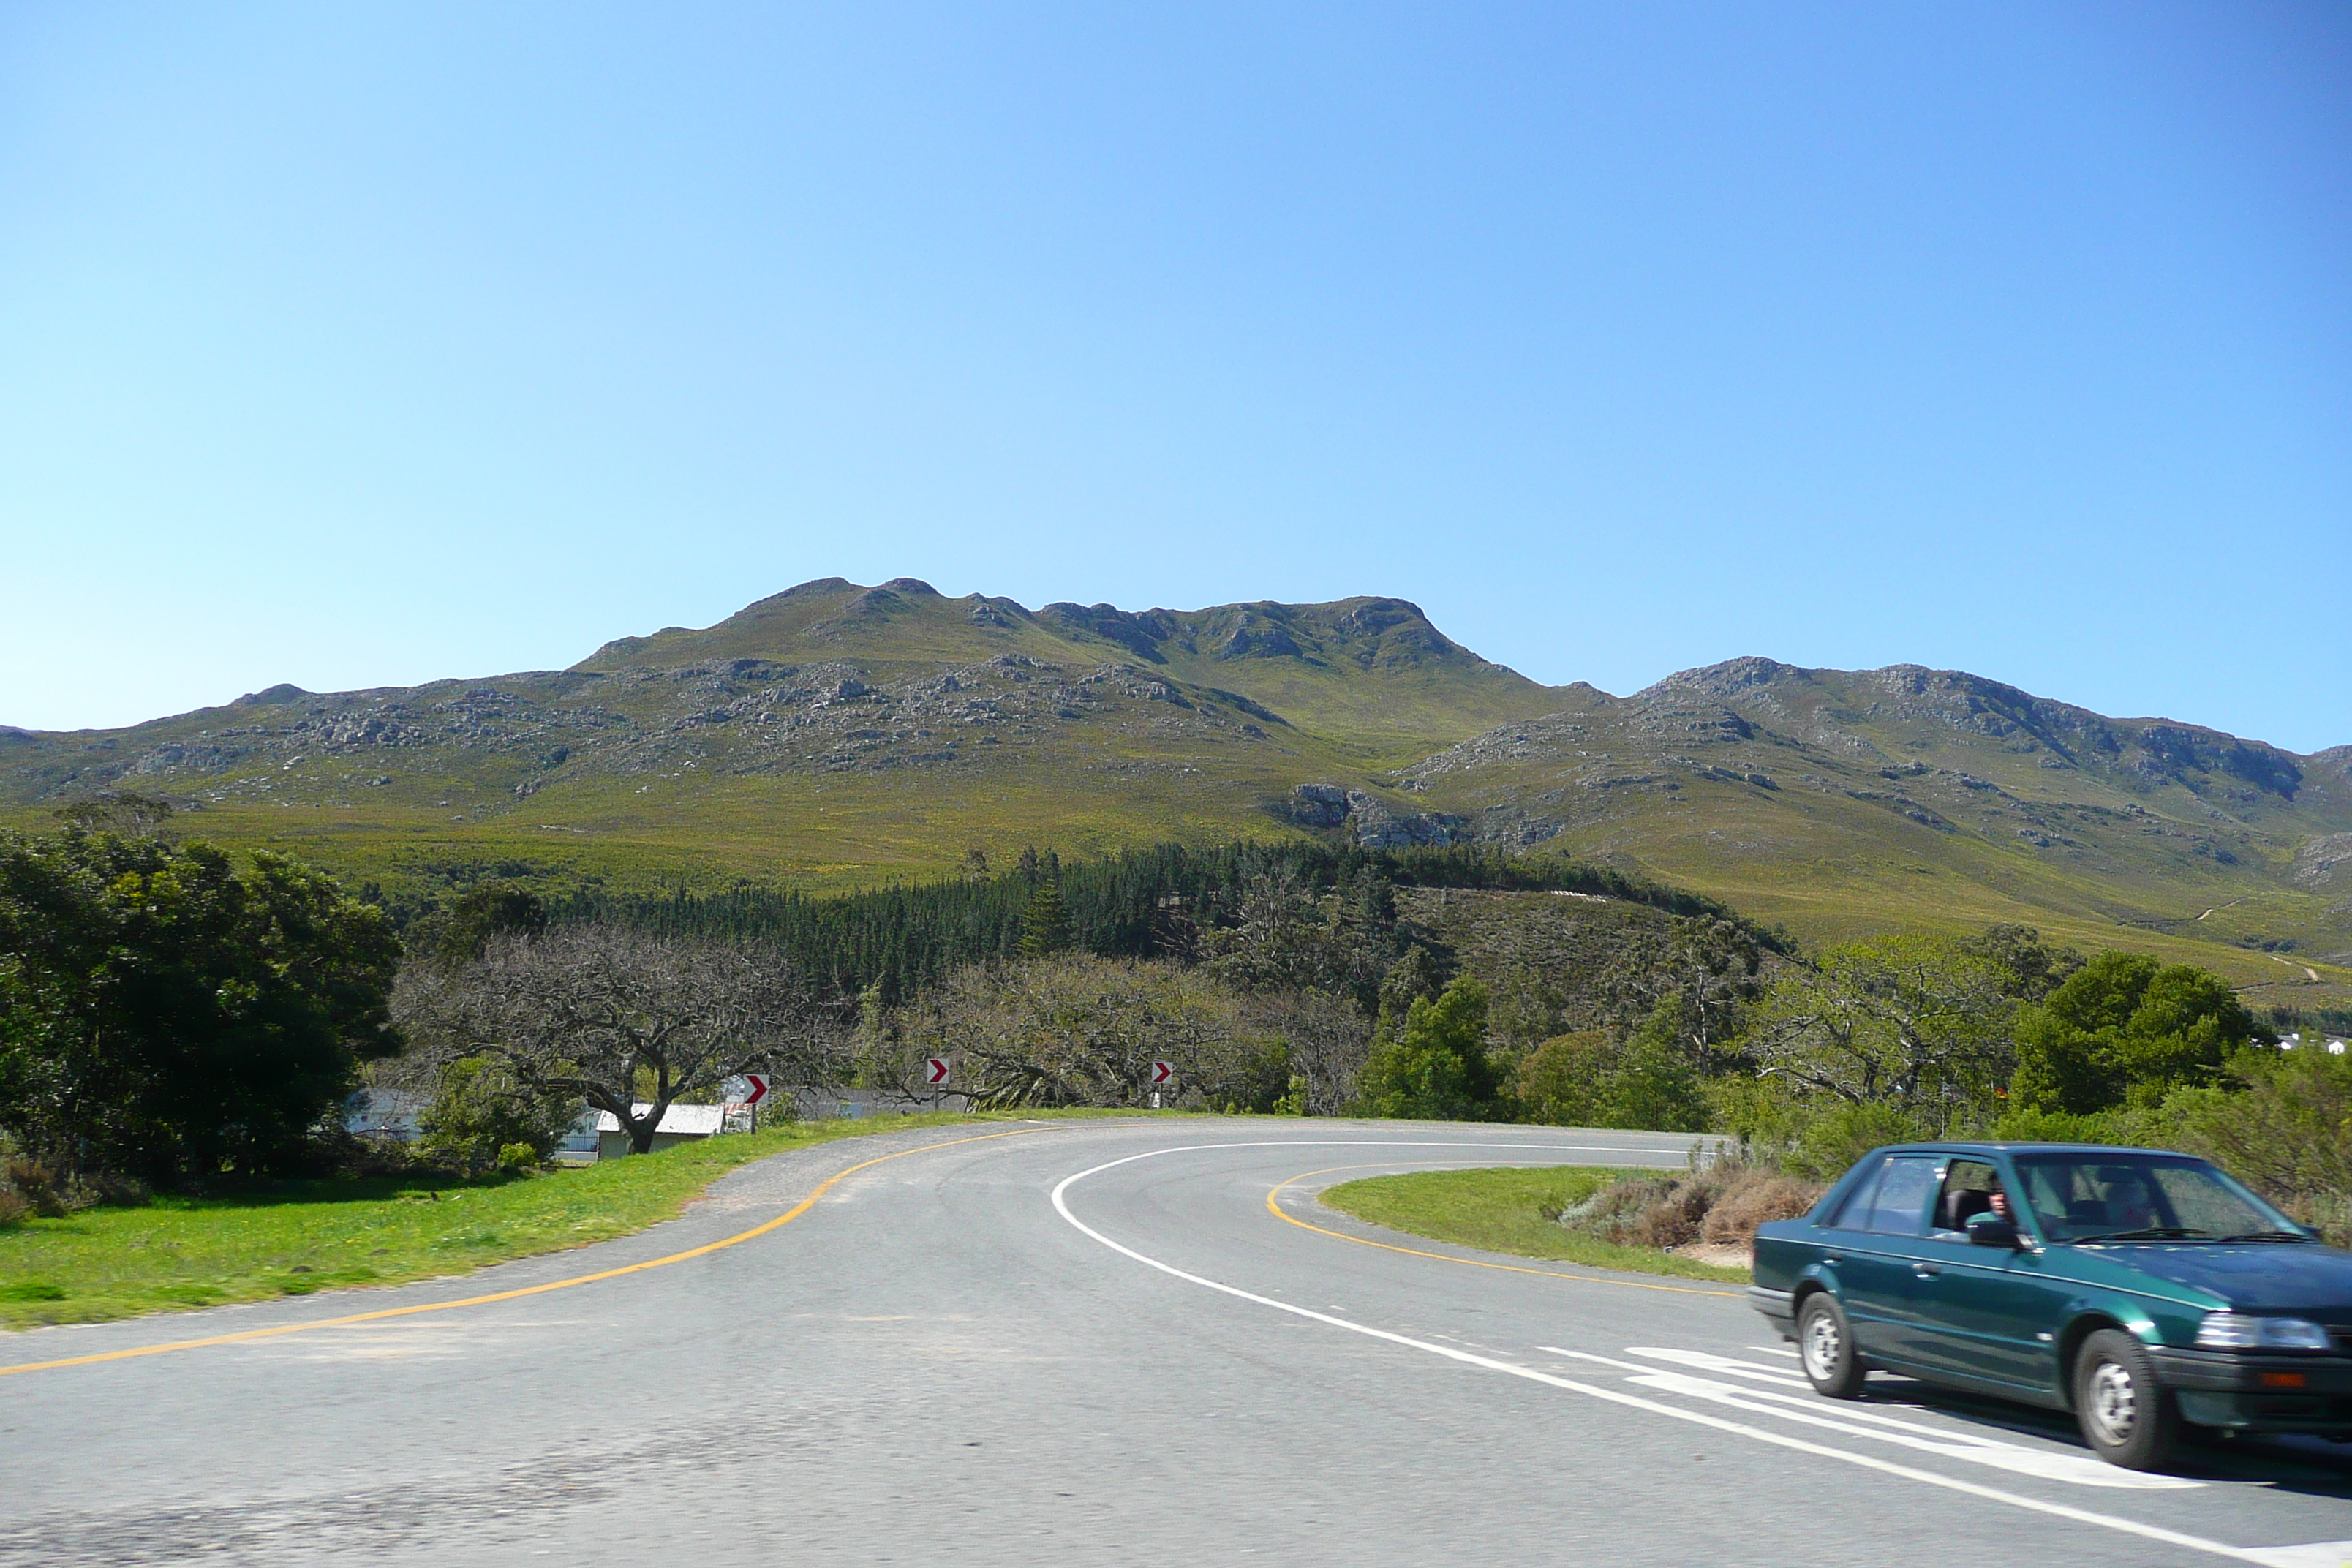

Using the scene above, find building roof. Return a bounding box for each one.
[593,1103,728,1136]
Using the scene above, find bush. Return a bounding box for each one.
[1512,999,1706,1132]
[1,1155,97,1218]
[417,1058,583,1175]
[2166,1047,2352,1244]
[1711,1079,1943,1180]
[1356,978,1498,1120]
[1554,1156,1827,1253]
[0,1187,26,1229]
[1700,1170,1825,1245]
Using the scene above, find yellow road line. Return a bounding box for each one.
[1265,1164,1742,1300]
[0,1127,1044,1379]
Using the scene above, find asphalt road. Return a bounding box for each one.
[7,1118,2352,1566]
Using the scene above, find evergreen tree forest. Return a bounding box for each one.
[553,839,1779,1007]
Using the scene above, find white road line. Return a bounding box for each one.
[1547,1347,2196,1488]
[1621,1346,1813,1389]
[1050,1142,2303,1566]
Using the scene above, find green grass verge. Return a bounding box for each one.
[0,1109,1169,1333]
[1319,1166,1749,1285]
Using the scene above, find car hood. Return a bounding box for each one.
[2089,1243,2352,1311]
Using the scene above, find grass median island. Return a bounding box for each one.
[0,1109,1149,1333]
[1318,1166,1751,1285]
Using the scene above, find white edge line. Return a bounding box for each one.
[1049,1142,2272,1566]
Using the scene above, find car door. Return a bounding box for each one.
[1822,1153,1942,1363]
[1895,1159,2069,1394]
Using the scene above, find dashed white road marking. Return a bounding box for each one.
[1052,1141,2342,1567]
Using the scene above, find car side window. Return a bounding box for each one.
[1931,1159,1999,1235]
[1824,1159,1888,1230]
[1856,1156,1940,1237]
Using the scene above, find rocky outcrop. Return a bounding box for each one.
[1283,783,1460,848]
[2296,834,2352,889]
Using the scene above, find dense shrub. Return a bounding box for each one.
[1554,1157,1828,1251]
[416,1058,584,1174]
[1355,977,1498,1120]
[2011,952,2258,1115]
[0,829,402,1186]
[2166,1047,2352,1243]
[1513,1000,1706,1133]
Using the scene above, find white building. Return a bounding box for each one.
[594,1102,731,1160]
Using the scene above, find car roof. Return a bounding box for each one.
[1873,1142,2200,1158]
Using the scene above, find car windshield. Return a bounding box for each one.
[2010,1153,2296,1243]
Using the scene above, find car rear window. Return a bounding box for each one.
[1826,1155,1940,1236]
[1855,1156,1940,1236]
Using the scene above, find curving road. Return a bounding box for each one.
[6,1119,2352,1566]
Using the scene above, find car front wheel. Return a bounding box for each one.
[1798,1293,1866,1399]
[2073,1329,2179,1471]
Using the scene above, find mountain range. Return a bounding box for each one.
[5,577,2346,1006]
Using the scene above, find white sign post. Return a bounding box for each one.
[1150,1059,1174,1109]
[923,1058,949,1111]
[723,1073,772,1131]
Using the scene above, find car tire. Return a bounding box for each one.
[2073,1329,2179,1471]
[1797,1293,1866,1400]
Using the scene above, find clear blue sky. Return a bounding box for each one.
[4,4,2346,750]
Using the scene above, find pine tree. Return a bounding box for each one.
[1019,881,1071,958]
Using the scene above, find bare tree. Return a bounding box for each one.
[1745,935,2015,1117]
[393,924,835,1154]
[1238,987,1371,1116]
[892,954,1262,1110]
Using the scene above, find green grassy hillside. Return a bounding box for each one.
[0,580,1564,906]
[1395,659,2352,1006]
[4,587,2345,1005]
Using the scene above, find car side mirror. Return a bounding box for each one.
[1967,1213,2022,1249]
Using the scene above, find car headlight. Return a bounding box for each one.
[2196,1313,2334,1352]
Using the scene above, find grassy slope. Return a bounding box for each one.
[1319,1166,1748,1284]
[0,1110,1158,1333]
[0,581,1564,904]
[1401,672,2352,1006]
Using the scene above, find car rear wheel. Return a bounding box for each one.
[1798,1294,1866,1399]
[2073,1329,2179,1471]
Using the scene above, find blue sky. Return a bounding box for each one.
[4,4,2346,749]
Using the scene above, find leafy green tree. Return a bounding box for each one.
[1512,998,1707,1133]
[416,1057,581,1173]
[2010,951,2256,1115]
[1019,881,1071,957]
[430,881,549,962]
[1962,924,2085,1004]
[0,829,402,1183]
[1199,866,1395,1007]
[53,793,178,840]
[1357,976,1496,1120]
[1375,944,1450,1028]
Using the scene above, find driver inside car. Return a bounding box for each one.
[1933,1162,2010,1233]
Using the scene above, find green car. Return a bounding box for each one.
[1749,1142,2352,1470]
